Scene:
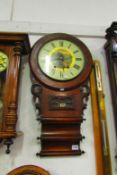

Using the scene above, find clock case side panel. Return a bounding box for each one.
[104,22,117,143]
[104,40,117,141]
[0,33,30,153]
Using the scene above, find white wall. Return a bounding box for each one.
[0,0,117,175]
[12,0,117,26]
[0,0,117,36]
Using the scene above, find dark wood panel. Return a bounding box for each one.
[104,22,117,142]
[0,33,30,153]
[39,140,83,157]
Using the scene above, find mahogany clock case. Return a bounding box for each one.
[104,22,117,141]
[29,33,93,156]
[0,33,30,153]
[7,165,51,175]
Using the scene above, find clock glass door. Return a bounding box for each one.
[38,39,85,81]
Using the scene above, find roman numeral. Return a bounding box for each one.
[60,71,63,78]
[68,44,71,49]
[59,41,63,47]
[76,57,82,61]
[51,42,56,48]
[70,71,74,75]
[74,64,80,69]
[0,64,5,67]
[2,57,6,60]
[51,68,55,74]
[73,50,78,54]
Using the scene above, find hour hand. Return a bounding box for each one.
[53,60,65,68]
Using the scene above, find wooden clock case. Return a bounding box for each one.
[0,33,30,153]
[104,22,117,142]
[7,165,50,175]
[29,33,93,156]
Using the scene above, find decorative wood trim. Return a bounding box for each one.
[7,165,51,175]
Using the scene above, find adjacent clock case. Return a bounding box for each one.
[29,33,93,156]
[0,33,30,153]
[7,165,50,175]
[104,22,117,142]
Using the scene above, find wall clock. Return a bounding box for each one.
[29,33,93,156]
[104,22,117,145]
[7,165,50,175]
[0,33,30,153]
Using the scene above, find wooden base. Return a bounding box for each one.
[37,140,84,157]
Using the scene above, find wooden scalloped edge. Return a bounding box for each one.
[7,165,51,175]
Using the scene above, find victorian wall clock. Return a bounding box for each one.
[104,22,117,146]
[29,33,93,156]
[0,33,30,153]
[7,165,50,175]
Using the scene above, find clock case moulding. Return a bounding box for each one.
[29,33,93,157]
[0,33,30,153]
[7,165,51,175]
[104,22,117,149]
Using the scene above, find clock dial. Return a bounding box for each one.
[38,40,85,81]
[30,33,93,89]
[0,51,9,72]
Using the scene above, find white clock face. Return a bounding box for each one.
[38,39,85,81]
[0,51,9,72]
